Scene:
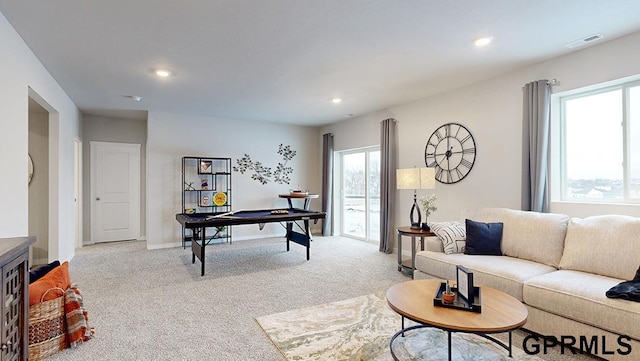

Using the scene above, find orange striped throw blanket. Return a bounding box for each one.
[64,286,95,346]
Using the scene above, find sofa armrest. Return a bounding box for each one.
[425,236,443,253]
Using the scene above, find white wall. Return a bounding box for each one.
[322,31,640,254]
[0,12,81,262]
[146,111,321,249]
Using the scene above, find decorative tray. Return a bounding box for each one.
[433,282,482,313]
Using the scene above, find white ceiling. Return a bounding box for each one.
[2,1,640,126]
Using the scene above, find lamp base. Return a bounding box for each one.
[409,193,422,230]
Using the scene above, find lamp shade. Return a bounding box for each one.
[396,167,436,190]
[396,168,421,189]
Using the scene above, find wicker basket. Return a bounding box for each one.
[28,287,69,361]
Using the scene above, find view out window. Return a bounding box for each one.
[559,80,640,202]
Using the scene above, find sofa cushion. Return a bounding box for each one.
[524,270,640,340]
[462,208,569,268]
[415,250,556,301]
[464,219,502,255]
[429,221,466,254]
[559,215,640,280]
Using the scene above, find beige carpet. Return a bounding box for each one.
[257,293,544,361]
[43,237,602,361]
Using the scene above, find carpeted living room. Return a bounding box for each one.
[40,237,603,361]
[3,2,640,361]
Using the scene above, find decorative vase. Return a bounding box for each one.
[442,292,456,304]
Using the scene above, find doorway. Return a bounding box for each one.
[340,147,380,243]
[90,141,141,243]
[28,98,50,265]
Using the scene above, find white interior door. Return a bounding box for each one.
[91,141,140,243]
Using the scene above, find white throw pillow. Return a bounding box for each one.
[429,221,466,254]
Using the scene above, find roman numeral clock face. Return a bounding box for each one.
[424,123,476,184]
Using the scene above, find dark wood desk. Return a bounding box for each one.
[278,193,319,210]
[176,208,325,275]
[396,227,436,278]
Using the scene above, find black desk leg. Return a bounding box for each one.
[447,331,452,361]
[305,219,310,260]
[200,226,206,276]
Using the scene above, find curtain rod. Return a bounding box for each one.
[522,79,558,91]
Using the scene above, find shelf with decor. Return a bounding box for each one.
[180,156,232,248]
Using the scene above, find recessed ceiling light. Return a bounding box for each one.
[155,69,172,77]
[331,98,342,104]
[473,36,494,47]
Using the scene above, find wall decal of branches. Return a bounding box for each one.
[233,144,297,184]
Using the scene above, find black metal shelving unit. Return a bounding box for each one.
[180,156,232,248]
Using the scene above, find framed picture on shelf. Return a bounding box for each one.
[201,193,211,206]
[199,160,213,174]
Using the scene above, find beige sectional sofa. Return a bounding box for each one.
[414,208,640,360]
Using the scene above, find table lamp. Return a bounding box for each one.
[396,167,436,229]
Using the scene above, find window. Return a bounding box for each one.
[341,148,380,242]
[557,79,640,202]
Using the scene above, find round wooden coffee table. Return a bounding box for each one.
[386,279,528,361]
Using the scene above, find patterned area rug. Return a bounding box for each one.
[256,293,543,361]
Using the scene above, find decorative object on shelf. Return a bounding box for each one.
[396,167,436,229]
[213,191,227,206]
[201,194,210,206]
[185,208,196,214]
[233,144,297,184]
[201,178,209,190]
[425,123,476,184]
[199,160,213,174]
[28,154,34,185]
[418,193,437,231]
[184,181,195,191]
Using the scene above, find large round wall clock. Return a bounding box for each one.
[424,123,476,184]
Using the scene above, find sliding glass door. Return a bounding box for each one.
[341,148,380,242]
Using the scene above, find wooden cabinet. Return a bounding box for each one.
[180,157,232,247]
[1,236,35,361]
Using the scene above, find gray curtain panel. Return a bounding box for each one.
[522,80,551,212]
[379,118,397,253]
[321,133,334,236]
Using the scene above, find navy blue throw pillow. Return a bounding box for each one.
[29,260,61,284]
[464,219,503,256]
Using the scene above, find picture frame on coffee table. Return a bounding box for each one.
[457,265,474,303]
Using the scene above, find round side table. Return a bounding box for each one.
[396,226,435,278]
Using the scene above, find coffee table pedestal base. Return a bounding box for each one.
[389,317,514,361]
